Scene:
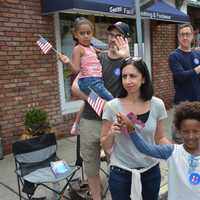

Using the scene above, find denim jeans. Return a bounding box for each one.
[109,164,161,200]
[78,77,113,101]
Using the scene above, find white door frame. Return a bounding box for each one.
[143,19,152,76]
[54,13,83,115]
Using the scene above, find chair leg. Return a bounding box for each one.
[16,176,22,200]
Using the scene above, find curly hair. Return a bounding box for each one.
[174,101,200,130]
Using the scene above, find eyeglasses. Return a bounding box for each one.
[122,57,143,68]
[179,32,193,38]
[108,32,124,38]
[124,56,142,62]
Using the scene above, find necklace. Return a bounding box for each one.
[188,155,200,185]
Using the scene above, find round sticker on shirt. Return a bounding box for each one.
[189,172,200,185]
[113,67,121,77]
[193,58,199,65]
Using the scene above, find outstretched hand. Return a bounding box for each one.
[114,37,130,59]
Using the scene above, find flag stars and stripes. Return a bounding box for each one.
[87,90,105,116]
[36,37,52,54]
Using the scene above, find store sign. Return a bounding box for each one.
[109,6,134,15]
[141,11,171,20]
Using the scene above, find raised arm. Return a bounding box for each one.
[114,36,130,58]
[129,132,174,160]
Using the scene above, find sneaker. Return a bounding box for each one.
[70,123,80,135]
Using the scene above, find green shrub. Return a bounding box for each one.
[24,107,50,136]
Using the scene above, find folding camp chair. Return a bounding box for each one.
[12,133,80,200]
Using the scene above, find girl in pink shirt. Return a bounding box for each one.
[60,17,113,134]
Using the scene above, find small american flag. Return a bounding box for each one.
[87,90,105,116]
[36,37,52,54]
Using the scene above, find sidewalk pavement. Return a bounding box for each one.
[0,109,174,200]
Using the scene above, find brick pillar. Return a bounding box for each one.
[0,0,73,154]
[151,21,177,109]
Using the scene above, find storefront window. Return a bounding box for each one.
[57,13,138,114]
[59,13,136,104]
[193,28,200,48]
[188,5,200,48]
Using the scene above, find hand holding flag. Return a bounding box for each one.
[58,53,71,64]
[127,112,145,128]
[116,112,145,135]
[116,113,135,135]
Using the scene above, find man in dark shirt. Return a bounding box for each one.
[79,22,130,200]
[169,23,200,104]
[169,23,200,142]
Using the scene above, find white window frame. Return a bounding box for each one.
[143,19,152,76]
[54,13,84,115]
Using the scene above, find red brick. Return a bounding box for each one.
[0,0,70,154]
[151,22,176,109]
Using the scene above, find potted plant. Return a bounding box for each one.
[21,107,51,139]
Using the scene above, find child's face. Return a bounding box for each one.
[180,119,200,153]
[74,24,93,46]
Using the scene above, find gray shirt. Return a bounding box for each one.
[82,51,123,120]
[102,97,168,169]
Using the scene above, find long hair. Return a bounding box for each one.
[118,57,153,101]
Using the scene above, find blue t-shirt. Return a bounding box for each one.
[168,48,200,104]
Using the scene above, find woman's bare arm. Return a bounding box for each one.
[101,120,122,154]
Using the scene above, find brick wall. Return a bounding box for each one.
[0,1,178,154]
[151,22,177,109]
[0,0,73,154]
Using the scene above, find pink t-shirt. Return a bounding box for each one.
[79,45,102,78]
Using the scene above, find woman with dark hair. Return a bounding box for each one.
[118,57,153,100]
[101,57,171,200]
